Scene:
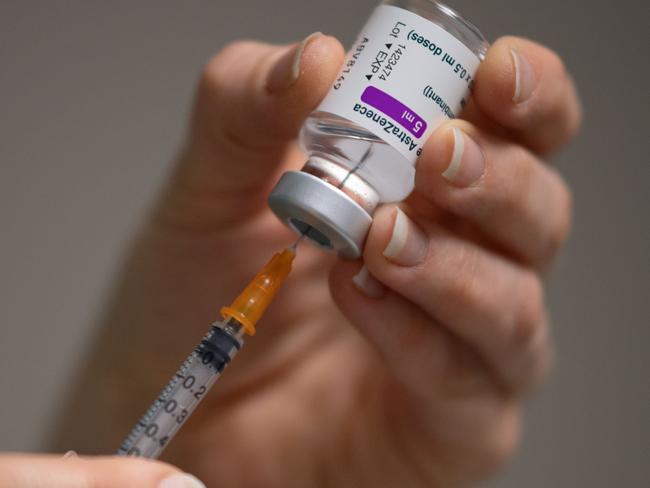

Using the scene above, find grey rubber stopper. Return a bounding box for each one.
[268,171,372,259]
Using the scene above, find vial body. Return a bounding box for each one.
[300,110,409,202]
[269,0,488,258]
[300,0,488,203]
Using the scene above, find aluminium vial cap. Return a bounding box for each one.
[268,171,373,259]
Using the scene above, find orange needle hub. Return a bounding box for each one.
[220,248,296,335]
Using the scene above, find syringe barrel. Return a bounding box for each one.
[117,247,296,458]
[117,319,244,459]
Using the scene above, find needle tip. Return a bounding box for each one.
[289,234,305,253]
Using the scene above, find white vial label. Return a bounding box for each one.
[318,5,481,165]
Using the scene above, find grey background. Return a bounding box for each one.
[0,0,647,486]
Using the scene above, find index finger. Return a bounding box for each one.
[468,36,582,155]
[160,34,344,231]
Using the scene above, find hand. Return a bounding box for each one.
[51,33,580,487]
[0,452,206,487]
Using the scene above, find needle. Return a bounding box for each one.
[289,233,306,252]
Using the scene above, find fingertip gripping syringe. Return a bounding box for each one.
[117,247,296,459]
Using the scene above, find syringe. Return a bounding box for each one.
[117,247,296,459]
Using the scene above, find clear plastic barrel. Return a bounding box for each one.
[117,319,244,459]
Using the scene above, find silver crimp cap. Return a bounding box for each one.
[268,170,375,259]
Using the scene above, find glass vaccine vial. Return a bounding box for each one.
[268,0,488,258]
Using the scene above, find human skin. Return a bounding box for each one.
[37,33,581,488]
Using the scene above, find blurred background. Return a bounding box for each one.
[0,0,647,486]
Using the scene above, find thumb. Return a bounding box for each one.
[159,34,345,231]
[0,453,205,488]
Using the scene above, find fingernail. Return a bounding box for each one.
[383,207,428,266]
[352,265,385,298]
[510,48,536,103]
[62,450,77,458]
[266,32,322,93]
[158,473,206,488]
[441,127,485,186]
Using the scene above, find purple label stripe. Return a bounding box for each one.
[360,86,427,138]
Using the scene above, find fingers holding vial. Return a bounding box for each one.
[157,34,345,232]
[329,254,526,479]
[329,112,570,399]
[416,120,573,268]
[331,205,552,397]
[468,36,583,155]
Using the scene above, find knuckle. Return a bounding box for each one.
[519,317,553,393]
[565,78,584,139]
[547,176,573,255]
[476,408,521,477]
[396,305,438,353]
[493,408,521,465]
[199,41,257,93]
[544,51,584,142]
[437,242,483,308]
[496,145,535,213]
[544,47,567,80]
[519,323,553,394]
[511,273,545,346]
[487,432,518,475]
[531,337,554,387]
[557,61,583,135]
